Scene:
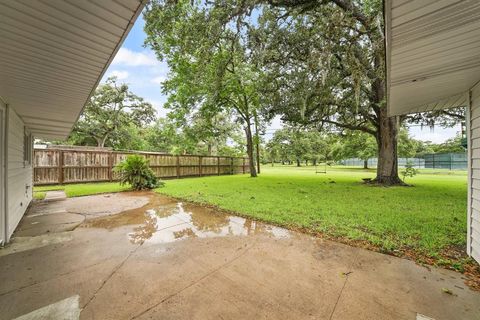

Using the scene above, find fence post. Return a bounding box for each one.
[58,150,64,184]
[231,157,234,174]
[243,158,245,174]
[108,152,113,181]
[217,156,220,175]
[199,156,202,177]
[176,155,180,178]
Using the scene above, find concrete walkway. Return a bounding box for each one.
[44,190,67,202]
[0,192,479,319]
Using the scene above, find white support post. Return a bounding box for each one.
[467,90,473,256]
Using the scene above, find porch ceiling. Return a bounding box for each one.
[0,0,146,139]
[386,0,480,116]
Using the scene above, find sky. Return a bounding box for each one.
[102,16,460,144]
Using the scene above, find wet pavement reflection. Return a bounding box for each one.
[83,193,290,244]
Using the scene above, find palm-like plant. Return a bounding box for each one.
[114,155,163,190]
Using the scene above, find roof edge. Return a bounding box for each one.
[59,0,149,140]
[384,0,393,117]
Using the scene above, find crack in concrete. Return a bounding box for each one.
[328,250,359,320]
[16,220,84,232]
[81,244,143,312]
[130,242,256,320]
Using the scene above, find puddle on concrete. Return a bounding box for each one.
[83,193,290,244]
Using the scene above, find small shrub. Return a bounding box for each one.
[114,155,164,190]
[400,161,418,182]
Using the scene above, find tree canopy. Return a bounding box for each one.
[49,0,465,182]
[143,0,270,177]
[71,77,156,148]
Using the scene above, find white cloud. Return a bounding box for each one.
[150,76,166,85]
[112,48,158,66]
[108,70,129,80]
[147,99,168,117]
[409,126,459,143]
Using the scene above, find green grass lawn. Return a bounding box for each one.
[34,182,130,198]
[156,165,469,268]
[32,166,472,270]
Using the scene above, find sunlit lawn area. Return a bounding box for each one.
[157,165,469,268]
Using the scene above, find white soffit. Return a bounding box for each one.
[386,0,480,116]
[0,0,146,139]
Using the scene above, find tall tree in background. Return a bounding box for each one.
[267,126,332,166]
[332,131,377,169]
[145,118,195,154]
[430,134,466,154]
[72,77,156,147]
[144,0,264,177]
[181,111,241,156]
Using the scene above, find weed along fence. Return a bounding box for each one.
[33,148,249,185]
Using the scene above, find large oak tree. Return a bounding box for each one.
[249,0,403,184]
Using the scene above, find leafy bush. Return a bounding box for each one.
[114,155,164,190]
[401,161,418,183]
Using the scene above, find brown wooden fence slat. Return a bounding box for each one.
[33,148,249,185]
[58,150,64,184]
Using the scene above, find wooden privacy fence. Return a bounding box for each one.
[33,148,250,185]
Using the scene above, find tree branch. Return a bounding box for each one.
[321,118,376,136]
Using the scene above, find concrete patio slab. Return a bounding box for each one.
[0,192,479,319]
[44,190,67,202]
[14,213,84,237]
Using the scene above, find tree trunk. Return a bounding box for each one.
[254,111,261,174]
[305,159,308,166]
[363,159,368,169]
[244,124,257,177]
[207,143,212,156]
[96,135,108,148]
[296,158,301,167]
[374,108,403,185]
[256,143,261,174]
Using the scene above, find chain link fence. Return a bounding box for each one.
[423,153,467,170]
[340,158,425,168]
[340,152,467,170]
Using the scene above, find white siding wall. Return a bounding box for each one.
[468,82,480,262]
[5,106,32,240]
